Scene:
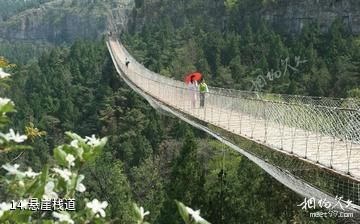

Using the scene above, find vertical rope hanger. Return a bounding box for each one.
[218,146,226,224]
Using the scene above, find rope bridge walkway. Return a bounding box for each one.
[106,38,360,209]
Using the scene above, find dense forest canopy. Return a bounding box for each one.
[0,0,358,223]
[124,0,360,98]
[2,39,338,223]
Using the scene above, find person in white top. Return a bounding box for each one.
[188,76,198,109]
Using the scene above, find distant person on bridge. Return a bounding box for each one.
[108,31,113,40]
[189,76,198,108]
[199,78,209,108]
[125,58,130,68]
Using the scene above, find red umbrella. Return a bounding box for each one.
[185,72,202,84]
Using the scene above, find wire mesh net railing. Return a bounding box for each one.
[107,38,360,208]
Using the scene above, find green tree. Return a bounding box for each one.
[130,157,165,223]
[159,131,206,223]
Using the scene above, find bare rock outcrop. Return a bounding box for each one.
[0,0,135,43]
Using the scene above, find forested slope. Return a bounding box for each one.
[1,40,338,223]
[0,0,358,223]
[124,0,360,98]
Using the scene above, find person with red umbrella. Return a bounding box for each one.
[185,72,202,84]
[185,72,202,109]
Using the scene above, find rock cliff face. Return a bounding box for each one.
[1,0,359,44]
[132,0,360,35]
[262,0,360,34]
[0,0,135,43]
[130,0,226,32]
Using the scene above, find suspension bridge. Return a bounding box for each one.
[106,38,360,211]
